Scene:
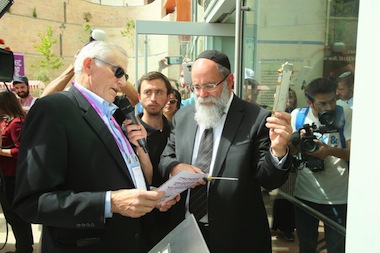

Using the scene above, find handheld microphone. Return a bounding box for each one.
[117,97,149,153]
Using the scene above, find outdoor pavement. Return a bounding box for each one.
[0,209,41,253]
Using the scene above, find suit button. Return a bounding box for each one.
[134,233,140,240]
[90,223,95,228]
[76,224,81,228]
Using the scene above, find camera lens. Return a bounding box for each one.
[301,139,318,153]
[318,110,335,126]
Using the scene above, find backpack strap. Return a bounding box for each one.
[296,105,346,148]
[334,105,346,148]
[295,107,309,131]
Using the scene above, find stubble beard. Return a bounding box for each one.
[145,103,165,117]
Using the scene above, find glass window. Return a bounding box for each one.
[240,0,358,249]
[241,0,358,109]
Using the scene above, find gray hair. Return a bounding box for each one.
[74,41,128,79]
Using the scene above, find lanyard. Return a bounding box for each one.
[73,83,136,162]
[72,84,146,189]
[110,117,138,163]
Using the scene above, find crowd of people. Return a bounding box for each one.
[0,40,353,253]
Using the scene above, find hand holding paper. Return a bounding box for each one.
[155,170,205,205]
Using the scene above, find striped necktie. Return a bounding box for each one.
[189,128,213,221]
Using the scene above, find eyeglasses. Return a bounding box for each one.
[93,57,129,81]
[190,73,230,92]
[315,97,336,108]
[168,99,178,104]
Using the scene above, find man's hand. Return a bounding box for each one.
[307,139,350,161]
[158,58,169,72]
[111,189,165,218]
[266,111,292,157]
[156,194,181,212]
[123,118,147,148]
[306,140,330,160]
[171,163,206,188]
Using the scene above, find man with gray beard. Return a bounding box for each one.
[159,50,293,253]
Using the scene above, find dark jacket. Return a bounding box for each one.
[159,94,292,253]
[14,86,154,253]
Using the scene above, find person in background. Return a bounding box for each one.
[12,76,37,113]
[286,88,297,112]
[159,50,293,252]
[179,69,195,107]
[163,88,181,121]
[0,90,33,253]
[137,71,174,242]
[290,78,351,253]
[137,71,172,188]
[158,57,195,107]
[13,41,177,253]
[336,71,354,109]
[243,78,260,104]
[243,68,260,104]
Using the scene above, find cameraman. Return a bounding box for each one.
[289,78,352,253]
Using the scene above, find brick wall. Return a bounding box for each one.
[0,0,172,87]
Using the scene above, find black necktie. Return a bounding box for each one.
[189,128,213,220]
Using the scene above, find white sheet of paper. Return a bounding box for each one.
[156,170,204,205]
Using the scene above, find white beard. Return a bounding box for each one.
[194,82,230,129]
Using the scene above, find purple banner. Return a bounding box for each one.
[13,53,24,76]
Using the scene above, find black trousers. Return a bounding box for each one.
[272,198,296,233]
[0,176,34,253]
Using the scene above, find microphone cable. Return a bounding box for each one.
[0,163,10,251]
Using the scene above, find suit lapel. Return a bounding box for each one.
[212,95,244,178]
[68,87,135,184]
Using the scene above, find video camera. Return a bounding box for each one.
[291,110,338,172]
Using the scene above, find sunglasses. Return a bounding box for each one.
[168,99,178,104]
[93,57,129,81]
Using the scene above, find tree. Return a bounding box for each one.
[121,19,135,49]
[32,26,63,82]
[80,12,93,44]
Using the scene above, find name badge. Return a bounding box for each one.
[132,166,147,190]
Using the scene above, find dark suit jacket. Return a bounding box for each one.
[138,113,174,242]
[14,86,155,253]
[159,95,291,253]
